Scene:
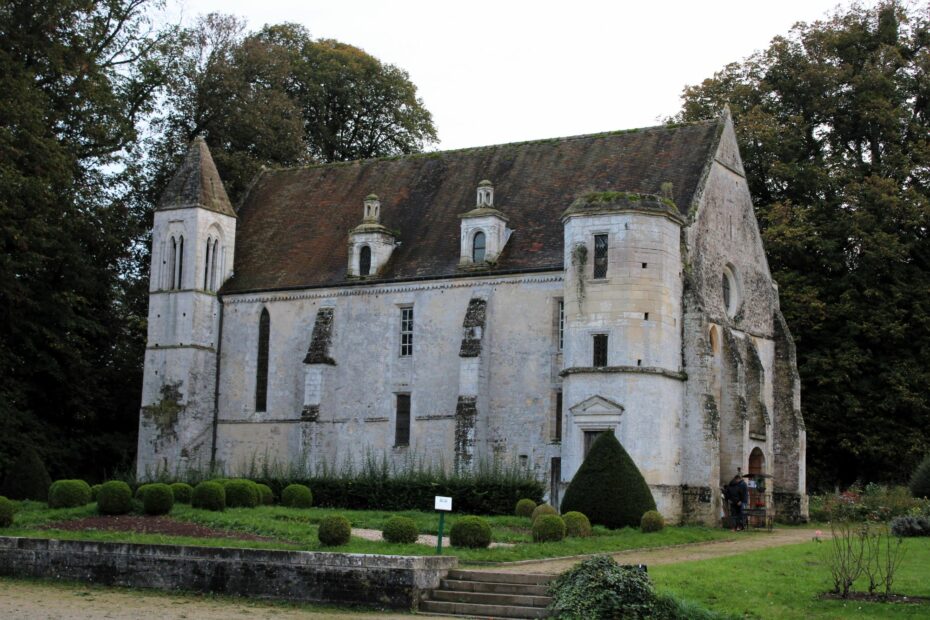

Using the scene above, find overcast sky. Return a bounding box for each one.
[169,0,853,151]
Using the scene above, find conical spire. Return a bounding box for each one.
[157,136,235,217]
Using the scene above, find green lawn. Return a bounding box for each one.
[652,539,930,619]
[5,501,734,563]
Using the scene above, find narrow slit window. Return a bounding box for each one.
[176,235,184,289]
[593,333,608,367]
[168,236,177,290]
[359,245,371,276]
[554,390,563,441]
[203,238,212,290]
[210,240,219,290]
[472,231,486,262]
[400,306,414,357]
[395,394,411,446]
[593,234,608,278]
[255,308,270,412]
[557,299,565,351]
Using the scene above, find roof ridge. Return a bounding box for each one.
[263,118,719,174]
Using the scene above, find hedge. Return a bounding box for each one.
[97,481,133,515]
[0,496,14,527]
[48,480,92,508]
[254,478,543,515]
[1,447,51,501]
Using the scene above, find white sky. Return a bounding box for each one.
[169,0,852,150]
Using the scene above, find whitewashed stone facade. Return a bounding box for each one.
[137,111,808,524]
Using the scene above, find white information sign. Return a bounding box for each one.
[434,496,452,511]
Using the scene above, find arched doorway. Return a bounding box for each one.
[746,448,768,525]
[748,447,765,476]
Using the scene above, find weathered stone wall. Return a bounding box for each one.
[0,537,456,610]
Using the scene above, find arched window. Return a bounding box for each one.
[359,245,371,276]
[255,308,270,412]
[203,238,213,290]
[472,231,486,262]
[210,240,219,291]
[168,236,177,290]
[176,235,184,289]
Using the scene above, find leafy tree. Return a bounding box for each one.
[674,2,930,487]
[0,0,177,480]
[560,431,656,529]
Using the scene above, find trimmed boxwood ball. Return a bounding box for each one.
[533,514,567,542]
[97,481,133,515]
[562,511,592,537]
[450,516,492,548]
[0,446,52,501]
[224,479,259,508]
[135,484,152,500]
[531,503,557,522]
[382,516,419,544]
[318,515,351,546]
[192,481,225,511]
[641,510,665,533]
[515,498,537,518]
[90,484,102,501]
[143,483,174,516]
[48,480,92,508]
[910,454,930,498]
[170,483,193,504]
[0,496,15,527]
[560,430,657,529]
[281,484,313,508]
[255,483,274,505]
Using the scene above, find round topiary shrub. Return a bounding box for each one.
[910,454,930,499]
[97,481,133,515]
[318,515,351,546]
[281,484,313,508]
[640,510,665,533]
[563,511,593,537]
[143,483,174,516]
[0,446,52,501]
[382,516,419,544]
[224,479,259,508]
[255,483,274,505]
[515,498,537,518]
[170,483,193,504]
[533,514,567,542]
[48,480,92,508]
[0,496,15,527]
[135,484,152,500]
[561,430,657,529]
[192,481,225,511]
[531,503,557,522]
[450,516,492,549]
[90,484,102,501]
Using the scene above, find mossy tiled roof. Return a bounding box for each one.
[223,120,720,293]
[158,137,236,217]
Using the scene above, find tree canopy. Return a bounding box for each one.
[675,2,930,488]
[0,1,436,481]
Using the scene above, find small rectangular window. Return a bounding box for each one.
[395,394,411,446]
[593,234,608,279]
[557,299,565,351]
[554,390,563,441]
[584,430,606,458]
[593,333,608,367]
[400,306,413,357]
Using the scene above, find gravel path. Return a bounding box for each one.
[0,578,450,619]
[489,527,826,574]
[351,527,513,548]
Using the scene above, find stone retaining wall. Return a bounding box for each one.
[0,537,457,610]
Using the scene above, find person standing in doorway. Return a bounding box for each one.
[725,474,747,531]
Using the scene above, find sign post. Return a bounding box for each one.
[434,496,452,555]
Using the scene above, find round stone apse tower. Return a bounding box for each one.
[559,192,686,518]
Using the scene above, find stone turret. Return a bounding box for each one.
[348,193,397,278]
[459,180,512,266]
[137,137,236,478]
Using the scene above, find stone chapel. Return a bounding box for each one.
[137,109,808,524]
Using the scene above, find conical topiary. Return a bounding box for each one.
[0,446,52,501]
[560,430,656,529]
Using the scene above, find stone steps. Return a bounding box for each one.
[421,569,552,619]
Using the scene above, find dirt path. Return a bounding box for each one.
[0,578,449,619]
[490,527,825,574]
[352,527,513,548]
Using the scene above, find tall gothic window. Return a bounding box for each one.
[255,308,270,412]
[203,238,213,290]
[593,234,608,279]
[168,236,177,289]
[472,231,486,262]
[210,240,219,291]
[359,245,371,276]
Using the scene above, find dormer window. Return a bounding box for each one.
[359,245,372,276]
[472,232,486,262]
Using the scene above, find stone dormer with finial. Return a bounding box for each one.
[459,180,512,266]
[348,194,397,278]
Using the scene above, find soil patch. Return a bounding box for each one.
[819,592,930,604]
[41,515,279,542]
